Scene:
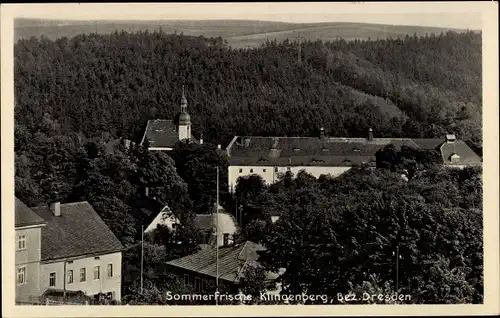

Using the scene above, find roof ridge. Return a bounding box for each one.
[60,201,90,206]
[237,241,249,260]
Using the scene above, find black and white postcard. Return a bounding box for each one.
[2,2,498,317]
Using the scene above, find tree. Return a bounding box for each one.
[258,167,483,304]
[130,144,193,218]
[172,142,229,214]
[239,264,271,304]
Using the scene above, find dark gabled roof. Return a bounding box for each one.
[226,136,418,166]
[440,140,482,166]
[31,202,124,261]
[141,119,198,149]
[130,196,167,226]
[166,241,264,283]
[15,197,46,228]
[141,119,179,149]
[411,138,444,150]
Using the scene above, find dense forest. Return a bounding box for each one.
[13,30,483,304]
[239,165,483,304]
[14,30,482,148]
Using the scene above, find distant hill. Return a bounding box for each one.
[14,18,475,48]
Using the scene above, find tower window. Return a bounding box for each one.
[239,168,243,173]
[263,169,266,172]
[250,169,253,173]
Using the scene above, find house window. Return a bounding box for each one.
[239,168,243,173]
[49,272,56,287]
[223,234,229,246]
[17,266,26,284]
[94,266,100,280]
[184,274,190,287]
[250,169,253,173]
[107,264,113,278]
[80,268,86,282]
[17,235,26,250]
[67,270,74,284]
[263,169,266,172]
[195,277,202,293]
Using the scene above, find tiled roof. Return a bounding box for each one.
[15,197,46,228]
[141,119,197,149]
[411,138,444,150]
[226,136,418,166]
[440,140,482,166]
[226,135,482,167]
[141,119,179,149]
[31,202,124,261]
[166,241,265,283]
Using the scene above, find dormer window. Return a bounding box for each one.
[446,134,457,143]
[293,148,301,152]
[353,149,361,152]
[322,148,329,152]
[450,153,460,164]
[343,159,353,165]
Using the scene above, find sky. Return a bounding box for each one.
[8,2,483,30]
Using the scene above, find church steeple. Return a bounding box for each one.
[180,85,188,113]
[177,85,191,141]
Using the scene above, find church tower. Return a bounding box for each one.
[177,85,191,141]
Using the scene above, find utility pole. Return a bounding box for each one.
[395,245,399,293]
[140,225,144,294]
[215,166,219,305]
[239,205,243,228]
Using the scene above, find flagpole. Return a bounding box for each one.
[216,166,219,305]
[140,225,144,294]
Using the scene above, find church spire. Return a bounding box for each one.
[180,85,187,113]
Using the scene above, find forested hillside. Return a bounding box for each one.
[14,30,482,150]
[13,30,483,304]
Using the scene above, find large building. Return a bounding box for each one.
[140,87,198,151]
[15,198,47,304]
[30,201,124,303]
[225,128,482,192]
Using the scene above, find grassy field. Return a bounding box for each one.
[15,18,473,48]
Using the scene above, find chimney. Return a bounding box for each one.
[320,127,325,140]
[217,144,222,150]
[50,202,61,217]
[271,216,280,223]
[368,128,373,141]
[244,138,251,148]
[199,134,203,145]
[145,187,149,197]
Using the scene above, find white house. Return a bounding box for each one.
[31,201,124,303]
